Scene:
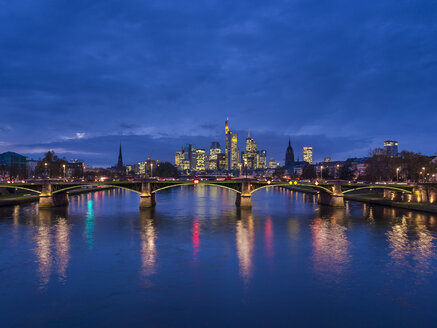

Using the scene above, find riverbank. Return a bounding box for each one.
[285,186,437,214]
[0,186,113,207]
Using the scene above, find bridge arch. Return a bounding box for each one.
[53,183,142,194]
[151,182,194,193]
[0,185,41,194]
[249,183,291,194]
[342,185,413,194]
[194,182,241,194]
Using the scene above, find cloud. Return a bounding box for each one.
[0,0,436,160]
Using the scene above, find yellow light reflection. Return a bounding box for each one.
[236,210,255,283]
[139,210,158,277]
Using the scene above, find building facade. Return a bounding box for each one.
[302,146,313,164]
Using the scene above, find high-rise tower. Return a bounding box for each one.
[225,117,232,170]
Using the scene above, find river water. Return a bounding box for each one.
[1,186,437,327]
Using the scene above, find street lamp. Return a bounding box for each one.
[62,164,66,179]
[150,163,153,178]
[396,167,400,183]
[44,162,48,179]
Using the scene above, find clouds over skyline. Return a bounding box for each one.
[1,0,436,165]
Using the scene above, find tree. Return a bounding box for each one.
[154,162,179,178]
[339,159,356,181]
[301,165,316,180]
[35,151,68,178]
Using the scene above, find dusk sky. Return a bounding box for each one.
[1,0,436,167]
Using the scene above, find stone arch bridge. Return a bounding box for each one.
[1,180,431,209]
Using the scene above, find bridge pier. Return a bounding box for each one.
[235,182,252,208]
[139,182,156,208]
[317,184,344,208]
[235,193,252,208]
[39,183,69,208]
[383,189,404,202]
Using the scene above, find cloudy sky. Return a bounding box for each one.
[1,0,436,166]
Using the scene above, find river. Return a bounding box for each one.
[1,186,437,327]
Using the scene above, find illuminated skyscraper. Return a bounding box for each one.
[302,146,313,164]
[258,150,267,169]
[225,118,239,170]
[231,133,239,170]
[225,118,231,170]
[244,131,258,169]
[209,141,221,170]
[195,149,206,171]
[384,140,399,156]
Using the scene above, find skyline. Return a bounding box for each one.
[1,1,437,166]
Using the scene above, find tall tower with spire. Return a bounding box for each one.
[285,138,295,168]
[117,143,123,168]
[225,117,232,170]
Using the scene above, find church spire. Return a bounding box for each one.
[117,143,123,168]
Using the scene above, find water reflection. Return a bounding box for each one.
[235,209,255,283]
[34,208,70,289]
[139,209,158,277]
[265,217,274,259]
[311,208,350,282]
[386,215,435,279]
[85,200,95,249]
[55,218,70,283]
[192,218,200,262]
[34,211,52,289]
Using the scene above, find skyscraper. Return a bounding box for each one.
[244,131,258,169]
[225,118,239,170]
[384,140,399,156]
[231,133,239,170]
[285,138,295,168]
[225,118,231,170]
[302,146,313,164]
[195,149,206,171]
[209,141,221,170]
[258,150,267,169]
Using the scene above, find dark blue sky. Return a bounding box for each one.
[1,0,436,166]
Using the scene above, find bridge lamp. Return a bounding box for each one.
[289,181,293,185]
[294,181,298,185]
[267,180,271,185]
[194,179,199,184]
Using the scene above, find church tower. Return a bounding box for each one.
[117,143,123,168]
[285,138,295,168]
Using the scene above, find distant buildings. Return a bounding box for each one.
[208,141,221,170]
[373,140,399,156]
[384,140,399,156]
[302,146,313,164]
[0,152,28,179]
[242,132,258,169]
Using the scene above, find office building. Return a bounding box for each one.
[258,150,267,169]
[225,118,239,171]
[195,149,206,171]
[244,132,258,169]
[384,140,399,156]
[303,146,313,164]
